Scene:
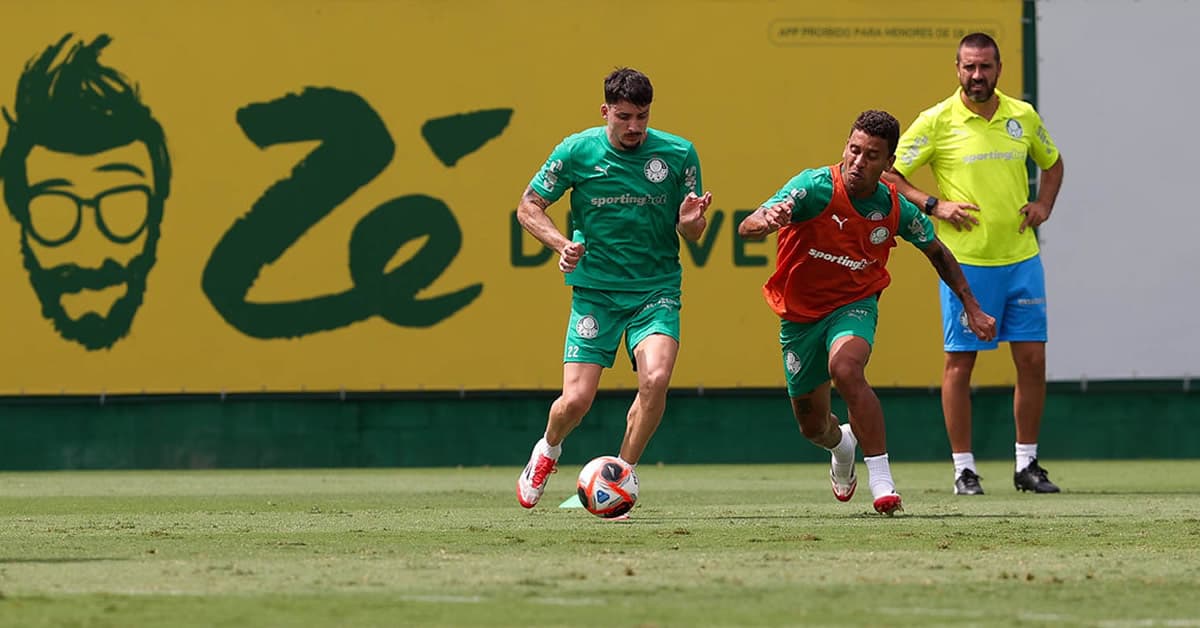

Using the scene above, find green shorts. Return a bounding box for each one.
[564,287,681,369]
[779,295,879,397]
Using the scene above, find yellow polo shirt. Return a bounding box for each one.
[894,88,1060,266]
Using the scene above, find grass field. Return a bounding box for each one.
[2,460,1199,627]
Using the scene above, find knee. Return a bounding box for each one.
[557,391,594,419]
[638,367,672,399]
[944,354,977,380]
[828,359,865,391]
[1013,350,1046,374]
[796,417,825,441]
[797,414,828,441]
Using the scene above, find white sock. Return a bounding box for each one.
[952,452,977,478]
[864,453,896,499]
[538,436,562,460]
[1015,443,1038,472]
[828,424,856,476]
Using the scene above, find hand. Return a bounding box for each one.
[966,307,997,342]
[763,200,793,231]
[933,200,981,231]
[559,241,585,273]
[679,191,713,225]
[1018,200,1052,233]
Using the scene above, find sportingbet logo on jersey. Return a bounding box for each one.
[807,248,874,271]
[588,193,668,208]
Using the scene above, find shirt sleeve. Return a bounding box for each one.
[897,195,936,250]
[1027,110,1061,171]
[893,110,936,178]
[528,139,574,203]
[680,144,702,198]
[758,169,827,223]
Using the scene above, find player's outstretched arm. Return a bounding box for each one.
[736,200,793,241]
[516,186,584,273]
[921,239,996,341]
[676,191,713,241]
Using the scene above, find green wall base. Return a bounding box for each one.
[0,386,1195,470]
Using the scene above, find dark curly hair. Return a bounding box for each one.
[851,110,900,155]
[604,67,653,107]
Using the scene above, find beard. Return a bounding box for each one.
[963,79,996,103]
[21,232,157,351]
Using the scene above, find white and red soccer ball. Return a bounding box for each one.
[576,455,639,518]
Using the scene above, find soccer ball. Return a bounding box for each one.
[576,455,639,518]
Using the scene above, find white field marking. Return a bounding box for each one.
[878,608,989,619]
[533,597,606,606]
[398,595,482,604]
[1099,621,1200,628]
[883,607,1200,627]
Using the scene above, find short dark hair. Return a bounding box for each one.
[851,110,900,155]
[603,67,653,107]
[957,32,1001,64]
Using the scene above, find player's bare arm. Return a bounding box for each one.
[676,191,713,241]
[883,169,981,231]
[921,239,997,341]
[1018,156,1064,233]
[516,186,585,273]
[736,200,793,240]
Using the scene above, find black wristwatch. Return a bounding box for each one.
[923,195,939,215]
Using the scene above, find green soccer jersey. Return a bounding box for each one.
[529,127,701,291]
[760,167,935,249]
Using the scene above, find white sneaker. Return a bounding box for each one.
[830,423,858,502]
[516,443,558,508]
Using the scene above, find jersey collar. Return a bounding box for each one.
[951,87,1016,123]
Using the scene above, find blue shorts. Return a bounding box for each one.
[940,255,1047,352]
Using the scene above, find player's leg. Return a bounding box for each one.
[518,288,619,508]
[824,297,900,514]
[618,289,682,465]
[619,333,678,464]
[780,308,856,503]
[789,383,858,501]
[943,351,981,493]
[999,256,1058,493]
[940,265,1003,494]
[547,362,605,446]
[1010,341,1046,447]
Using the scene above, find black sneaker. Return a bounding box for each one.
[1014,458,1061,493]
[954,468,985,495]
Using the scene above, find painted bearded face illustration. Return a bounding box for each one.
[1,34,171,350]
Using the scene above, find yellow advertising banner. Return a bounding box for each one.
[0,0,1023,394]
